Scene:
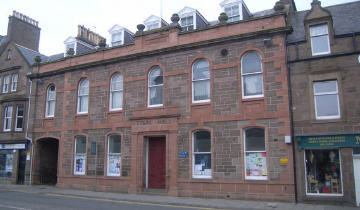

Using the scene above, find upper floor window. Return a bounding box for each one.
[46,85,56,117]
[77,79,89,114]
[244,127,267,180]
[74,136,86,175]
[146,23,159,31]
[11,74,18,92]
[6,49,12,60]
[107,134,121,176]
[193,130,211,179]
[192,59,210,103]
[3,106,12,132]
[148,67,163,107]
[15,105,24,132]
[109,73,123,111]
[225,5,240,22]
[65,43,75,54]
[241,51,263,99]
[181,16,194,31]
[111,32,122,47]
[313,80,340,120]
[2,76,9,93]
[310,24,330,56]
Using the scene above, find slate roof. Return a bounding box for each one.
[15,44,48,65]
[287,1,360,44]
[46,53,64,62]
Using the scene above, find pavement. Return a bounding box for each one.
[0,184,358,210]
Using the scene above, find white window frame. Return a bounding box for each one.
[111,31,123,47]
[225,4,240,22]
[3,106,12,132]
[192,130,212,179]
[244,127,267,181]
[304,149,344,196]
[107,135,121,177]
[310,24,331,56]
[77,79,89,114]
[148,67,163,107]
[74,136,86,175]
[241,51,264,99]
[192,59,210,103]
[180,14,196,31]
[45,85,56,118]
[146,22,160,31]
[109,73,123,111]
[15,105,24,132]
[3,75,9,93]
[313,80,340,120]
[10,74,18,92]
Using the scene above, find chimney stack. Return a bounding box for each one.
[7,11,41,52]
[77,25,105,46]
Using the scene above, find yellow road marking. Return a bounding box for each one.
[45,193,227,210]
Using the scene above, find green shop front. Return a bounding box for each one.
[296,134,360,206]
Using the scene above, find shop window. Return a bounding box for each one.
[354,148,360,155]
[244,127,267,180]
[0,150,13,178]
[192,130,211,179]
[310,24,330,56]
[11,74,18,92]
[3,106,12,132]
[2,75,9,93]
[46,85,56,117]
[305,149,342,195]
[74,136,86,175]
[313,80,340,120]
[77,79,89,114]
[15,105,24,132]
[107,135,121,176]
[148,67,163,107]
[241,51,264,99]
[192,59,210,103]
[109,73,123,111]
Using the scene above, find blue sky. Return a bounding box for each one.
[0,0,357,55]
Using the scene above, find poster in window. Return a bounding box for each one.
[194,154,211,176]
[75,155,85,174]
[246,152,267,177]
[108,154,120,176]
[5,154,13,172]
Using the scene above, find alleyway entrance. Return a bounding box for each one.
[36,138,59,185]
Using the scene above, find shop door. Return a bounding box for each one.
[17,150,26,184]
[148,137,166,189]
[354,157,360,207]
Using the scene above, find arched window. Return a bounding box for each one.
[45,85,56,117]
[107,134,121,176]
[241,51,263,98]
[193,130,211,179]
[109,73,123,111]
[192,59,210,103]
[244,127,267,180]
[74,135,86,175]
[148,67,163,107]
[77,79,89,114]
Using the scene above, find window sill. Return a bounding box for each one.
[75,113,88,117]
[191,102,211,107]
[108,109,123,114]
[147,104,164,109]
[44,116,55,120]
[311,118,343,124]
[242,97,264,103]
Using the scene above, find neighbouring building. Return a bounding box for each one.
[287,0,360,206]
[27,0,296,201]
[0,11,46,185]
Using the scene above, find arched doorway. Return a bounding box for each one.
[35,138,59,185]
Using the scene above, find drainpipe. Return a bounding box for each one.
[25,77,33,185]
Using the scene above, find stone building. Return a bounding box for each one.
[28,0,295,201]
[0,11,46,184]
[287,0,360,206]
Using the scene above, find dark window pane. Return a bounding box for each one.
[242,51,262,74]
[109,135,121,153]
[76,136,86,154]
[354,148,360,155]
[245,128,265,151]
[194,131,211,152]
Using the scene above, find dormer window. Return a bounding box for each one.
[147,23,159,31]
[225,4,240,22]
[310,24,331,56]
[181,16,194,31]
[66,43,75,53]
[111,32,123,47]
[144,15,166,31]
[64,37,77,57]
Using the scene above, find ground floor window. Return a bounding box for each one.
[107,135,121,176]
[0,150,13,177]
[193,130,211,179]
[305,149,342,195]
[74,136,86,175]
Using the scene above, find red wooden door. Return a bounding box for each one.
[148,137,166,189]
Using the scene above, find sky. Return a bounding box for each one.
[0,0,357,56]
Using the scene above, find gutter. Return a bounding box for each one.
[24,76,33,185]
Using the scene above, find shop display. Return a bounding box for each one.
[245,152,267,178]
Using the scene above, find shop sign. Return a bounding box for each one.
[0,143,26,150]
[297,134,360,150]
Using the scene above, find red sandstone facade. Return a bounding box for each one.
[29,8,295,201]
